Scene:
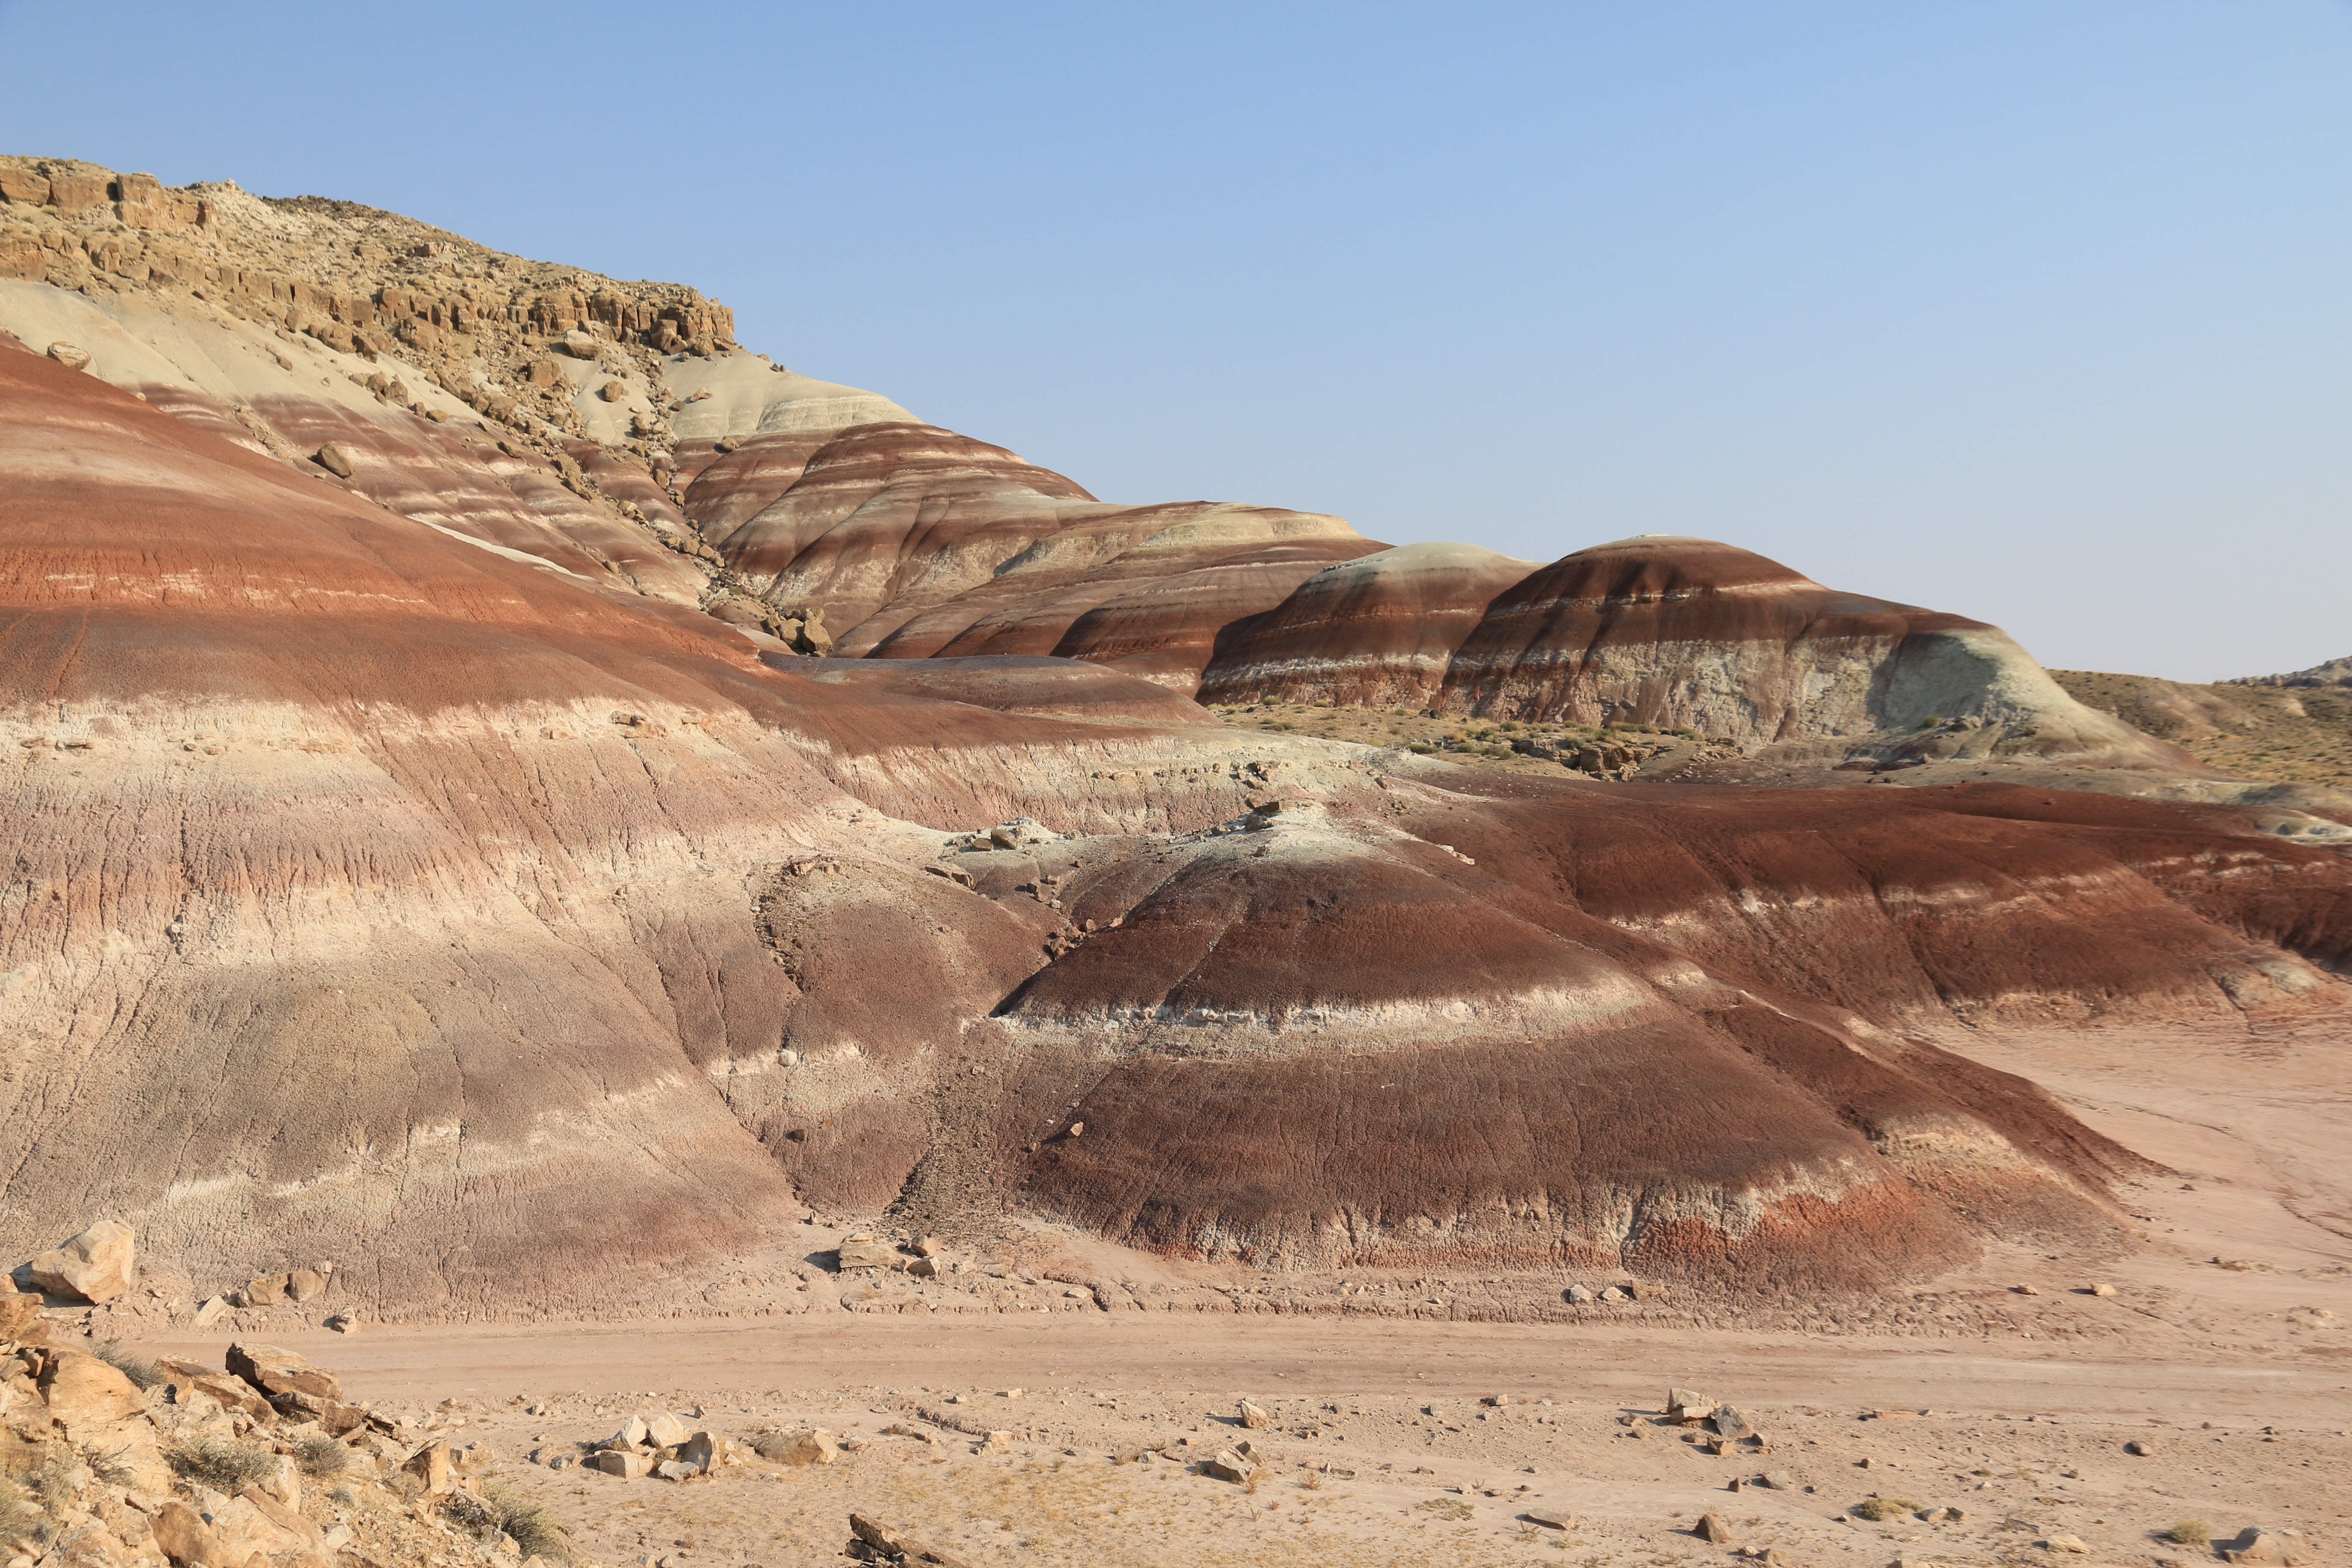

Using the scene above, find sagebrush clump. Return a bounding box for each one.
[166,1434,276,1492]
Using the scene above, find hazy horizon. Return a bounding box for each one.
[3,0,2344,682]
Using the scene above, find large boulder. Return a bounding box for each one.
[226,1341,342,1403]
[28,1220,135,1303]
[37,1349,145,1430]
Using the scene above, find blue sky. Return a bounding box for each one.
[4,1,2345,680]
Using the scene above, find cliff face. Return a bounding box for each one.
[5,161,2349,1315]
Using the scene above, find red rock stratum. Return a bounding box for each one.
[4,160,2350,1317]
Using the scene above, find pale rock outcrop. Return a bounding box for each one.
[28,1220,135,1302]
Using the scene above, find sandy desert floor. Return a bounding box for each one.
[125,1009,2351,1568]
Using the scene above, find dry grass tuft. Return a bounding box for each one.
[90,1341,164,1390]
[167,1434,276,1492]
[292,1433,352,1478]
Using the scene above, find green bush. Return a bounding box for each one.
[2161,1521,2211,1546]
[1853,1497,1919,1522]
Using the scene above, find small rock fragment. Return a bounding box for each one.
[1201,1448,1256,1482]
[1666,1388,1717,1423]
[45,341,92,371]
[1694,1512,1736,1544]
[314,442,355,478]
[2044,1534,2090,1554]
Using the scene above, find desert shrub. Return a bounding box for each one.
[90,1341,164,1391]
[1853,1497,1920,1522]
[444,1484,570,1562]
[2162,1521,2211,1546]
[291,1433,351,1478]
[1,1434,78,1510]
[167,1434,276,1492]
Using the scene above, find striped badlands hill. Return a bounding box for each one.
[8,333,2352,1315]
[1204,534,2190,770]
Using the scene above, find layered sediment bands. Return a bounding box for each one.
[1199,540,1541,707]
[10,257,2352,1305]
[686,422,1382,687]
[949,764,2352,1280]
[1438,535,2178,764]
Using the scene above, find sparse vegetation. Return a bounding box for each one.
[452,1483,571,1562]
[1853,1496,1920,1522]
[292,1432,352,1478]
[0,1475,34,1547]
[2051,668,2352,787]
[2162,1520,2212,1546]
[91,1341,163,1391]
[1418,1497,1475,1520]
[166,1434,277,1492]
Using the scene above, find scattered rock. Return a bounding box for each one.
[237,1273,288,1307]
[1758,1471,1794,1489]
[646,1411,692,1447]
[314,442,355,478]
[149,1500,223,1568]
[2089,1283,2118,1297]
[1666,1388,1717,1423]
[28,1219,137,1303]
[653,1458,698,1481]
[598,380,627,401]
[912,1236,946,1257]
[2043,1534,2090,1553]
[837,1240,909,1271]
[45,341,91,371]
[2219,1529,2311,1565]
[848,1511,973,1567]
[1201,1447,1257,1482]
[1525,1507,1577,1529]
[0,1289,46,1342]
[285,1267,329,1302]
[1565,1284,1594,1304]
[2013,1284,2041,1295]
[560,329,600,359]
[324,1312,358,1333]
[591,1449,653,1479]
[2125,1438,2157,1455]
[1694,1512,1736,1544]
[752,1427,839,1466]
[1237,1399,1271,1428]
[227,1341,343,1403]
[1711,1406,1757,1442]
[404,1439,452,1492]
